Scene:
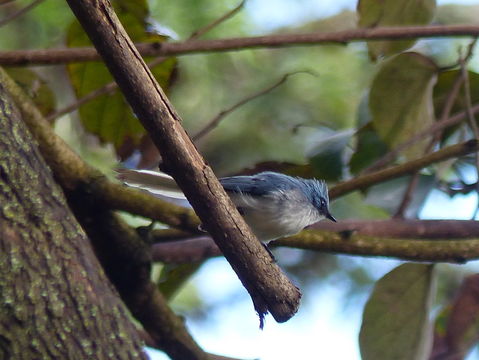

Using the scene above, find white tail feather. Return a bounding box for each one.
[116,169,186,199]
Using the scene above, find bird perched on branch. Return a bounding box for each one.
[117,169,336,241]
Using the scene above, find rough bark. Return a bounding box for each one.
[0,81,146,358]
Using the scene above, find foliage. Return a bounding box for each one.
[4,0,479,359]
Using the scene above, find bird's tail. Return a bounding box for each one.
[115,168,186,199]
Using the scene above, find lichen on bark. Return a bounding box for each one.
[0,81,146,359]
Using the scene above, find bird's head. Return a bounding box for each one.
[307,179,336,222]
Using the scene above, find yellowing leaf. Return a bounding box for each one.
[360,263,436,360]
[370,52,438,159]
[358,0,436,59]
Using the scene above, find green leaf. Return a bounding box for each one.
[358,0,436,59]
[360,263,436,360]
[66,0,176,150]
[370,52,438,159]
[307,129,354,181]
[6,67,56,116]
[349,123,388,174]
[158,263,202,301]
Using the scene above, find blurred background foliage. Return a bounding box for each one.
[4,0,479,358]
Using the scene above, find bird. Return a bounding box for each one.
[117,169,336,241]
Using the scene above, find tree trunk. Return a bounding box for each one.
[0,81,146,358]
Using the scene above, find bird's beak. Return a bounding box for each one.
[326,211,337,222]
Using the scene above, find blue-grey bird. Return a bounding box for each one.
[117,169,336,241]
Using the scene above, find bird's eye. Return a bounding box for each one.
[320,197,326,208]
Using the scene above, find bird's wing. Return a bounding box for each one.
[219,172,295,196]
[115,169,186,199]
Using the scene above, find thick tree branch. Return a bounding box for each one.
[310,219,479,238]
[0,67,147,360]
[272,230,479,263]
[152,219,479,263]
[2,25,479,65]
[66,0,301,326]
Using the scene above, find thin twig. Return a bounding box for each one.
[46,81,118,121]
[363,105,479,174]
[393,172,421,219]
[459,39,479,219]
[0,0,44,28]
[5,25,479,65]
[189,0,246,39]
[192,71,315,141]
[330,140,479,199]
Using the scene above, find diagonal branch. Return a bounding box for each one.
[66,0,302,327]
[3,25,479,65]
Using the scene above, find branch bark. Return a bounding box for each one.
[272,230,479,263]
[1,25,479,65]
[310,219,479,238]
[65,0,301,325]
[151,219,479,264]
[330,140,479,199]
